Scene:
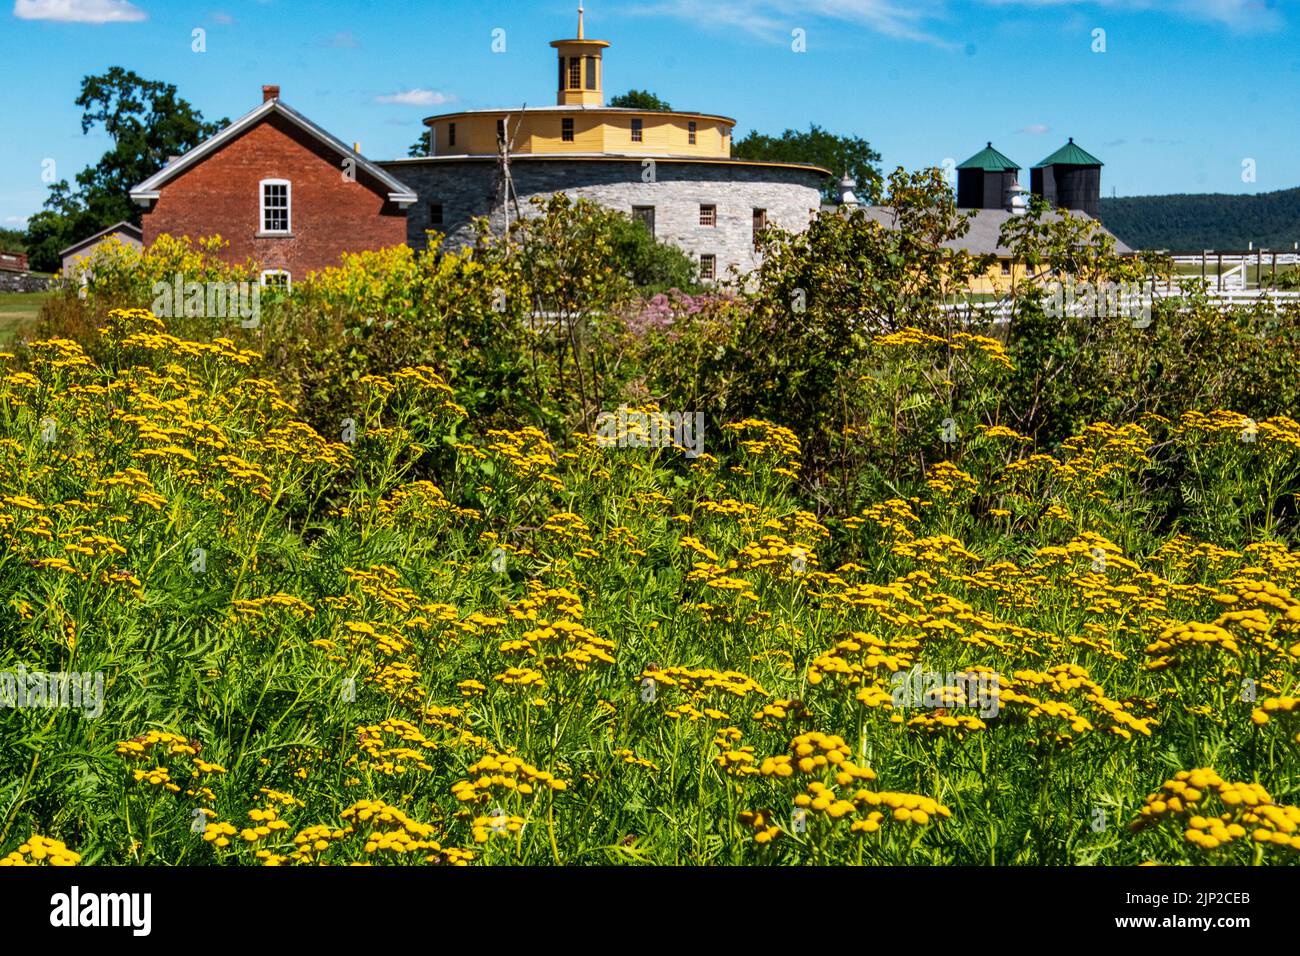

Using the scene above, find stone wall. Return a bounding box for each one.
[0,270,56,293]
[381,156,826,280]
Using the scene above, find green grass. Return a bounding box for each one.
[0,291,52,342]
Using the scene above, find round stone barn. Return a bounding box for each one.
[380,10,829,282]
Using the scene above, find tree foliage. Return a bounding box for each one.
[1099,187,1300,252]
[607,89,674,111]
[0,228,25,255]
[715,167,987,488]
[732,123,879,201]
[24,68,225,272]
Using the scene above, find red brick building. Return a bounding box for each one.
[131,86,417,284]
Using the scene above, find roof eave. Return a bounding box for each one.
[129,98,417,203]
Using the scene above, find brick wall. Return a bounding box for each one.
[142,113,408,278]
[381,156,825,280]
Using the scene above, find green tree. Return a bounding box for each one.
[408,127,432,158]
[0,228,24,255]
[24,68,225,271]
[718,167,988,492]
[607,215,700,292]
[607,89,673,111]
[732,123,878,201]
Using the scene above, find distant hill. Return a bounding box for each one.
[1098,187,1300,252]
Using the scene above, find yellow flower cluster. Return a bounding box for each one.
[925,460,979,498]
[721,419,802,478]
[1131,768,1300,853]
[760,732,877,786]
[0,834,81,866]
[450,754,567,803]
[1251,695,1300,742]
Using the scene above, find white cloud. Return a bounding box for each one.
[975,0,1282,32]
[210,10,234,25]
[322,29,359,48]
[627,0,952,47]
[375,88,456,106]
[13,0,147,23]
[4,216,28,226]
[624,0,1280,44]
[1017,123,1051,135]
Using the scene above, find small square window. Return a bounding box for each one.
[1000,259,1012,275]
[631,118,643,143]
[699,254,716,281]
[688,121,697,145]
[562,118,574,142]
[260,270,291,290]
[631,205,655,235]
[429,203,444,226]
[699,204,716,227]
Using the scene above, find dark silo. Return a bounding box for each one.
[956,143,1021,210]
[1031,138,1103,218]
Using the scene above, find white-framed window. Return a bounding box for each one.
[260,179,291,234]
[260,269,291,290]
[631,118,643,143]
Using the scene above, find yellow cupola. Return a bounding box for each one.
[550,4,609,107]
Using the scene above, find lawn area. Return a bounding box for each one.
[0,290,52,342]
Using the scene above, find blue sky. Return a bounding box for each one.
[1,0,1296,227]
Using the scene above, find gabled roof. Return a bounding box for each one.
[59,220,142,258]
[1033,138,1103,168]
[129,98,417,207]
[853,206,1132,256]
[957,143,1020,172]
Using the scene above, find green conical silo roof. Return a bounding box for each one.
[1033,138,1103,168]
[956,142,1020,171]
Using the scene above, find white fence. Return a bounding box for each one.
[943,287,1300,323]
[1160,252,1300,294]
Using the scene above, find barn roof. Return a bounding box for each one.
[852,205,1133,256]
[58,220,142,258]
